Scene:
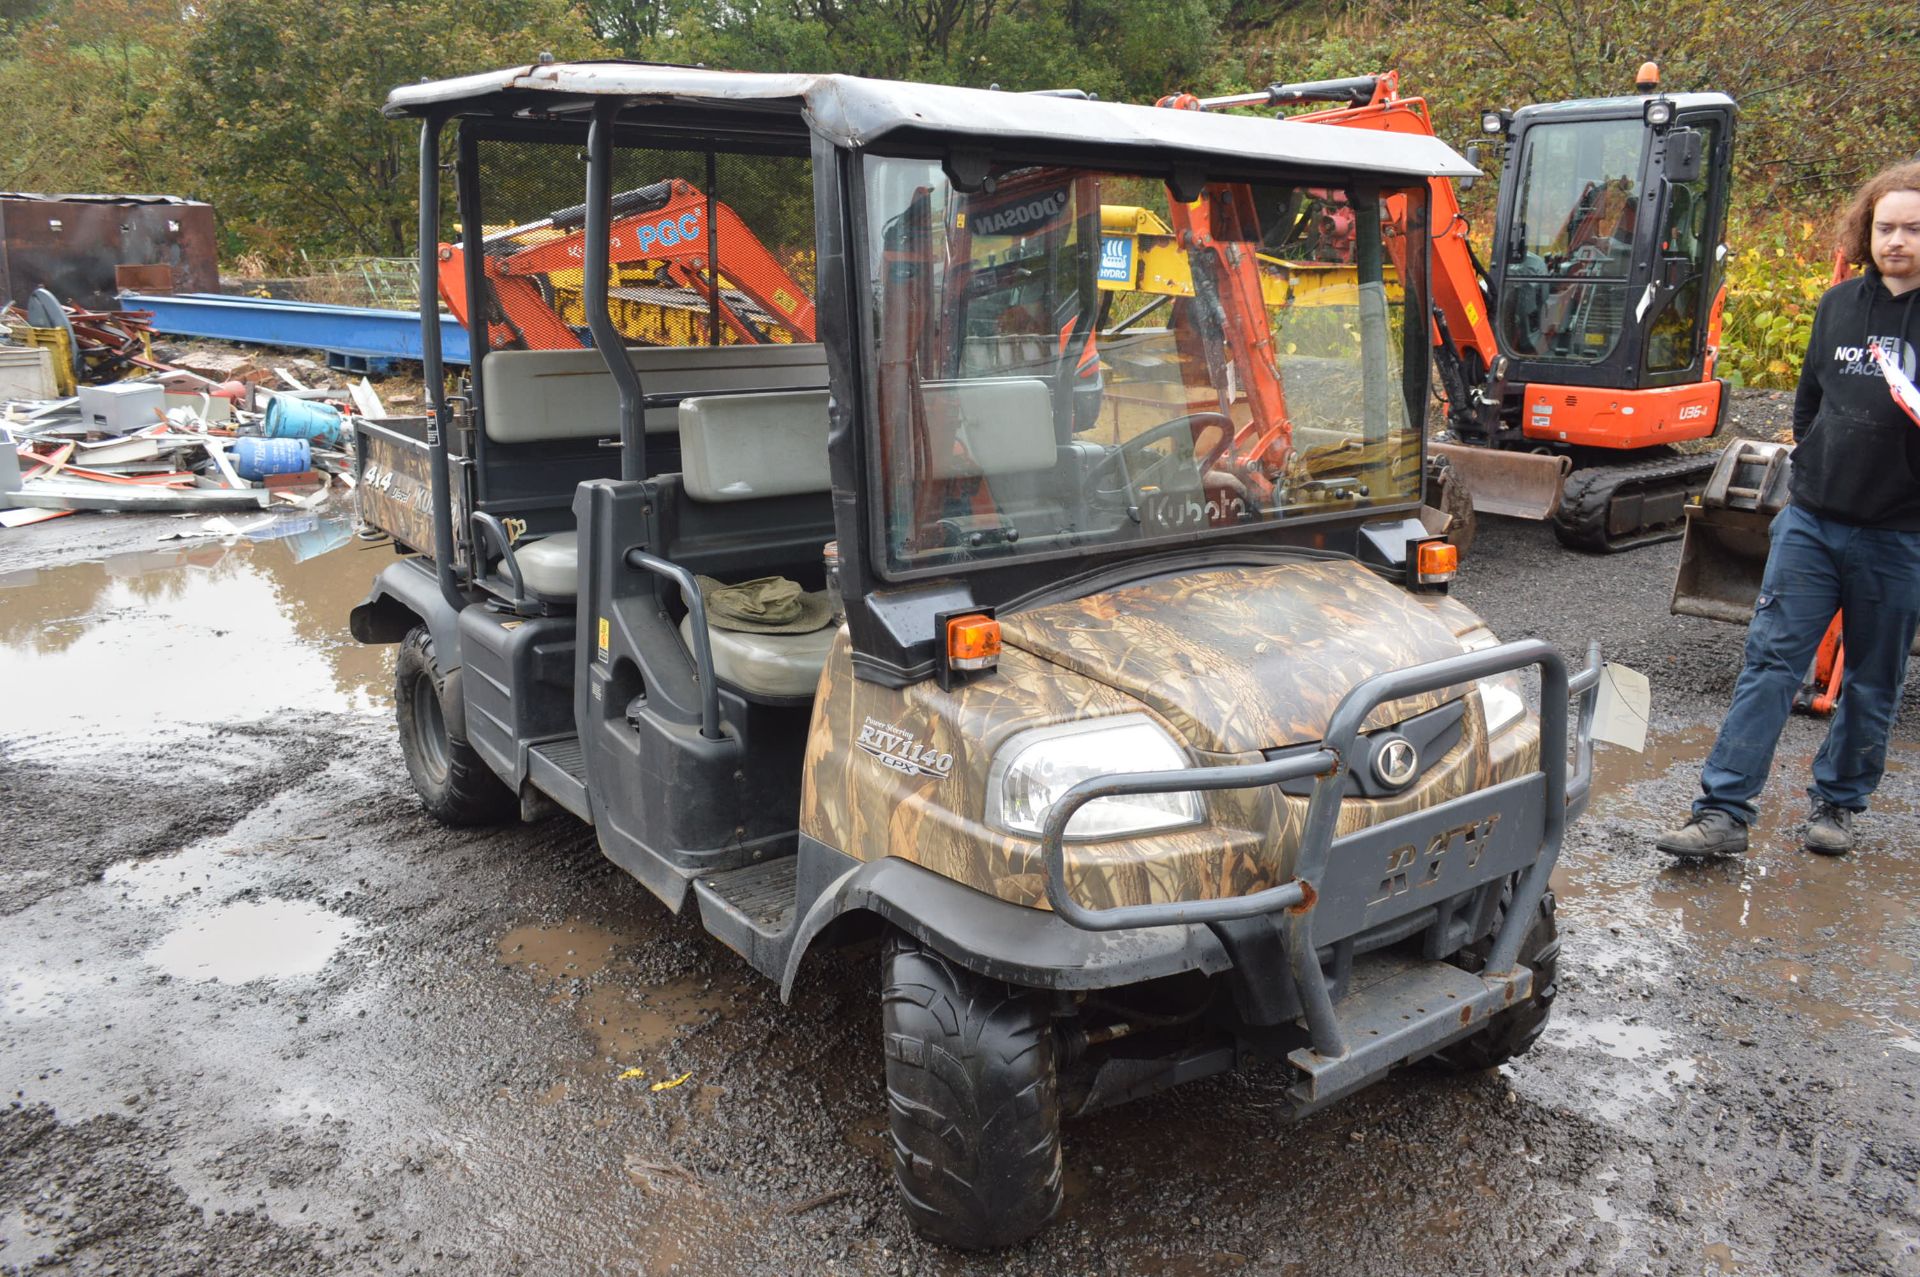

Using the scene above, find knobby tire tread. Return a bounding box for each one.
[1432,889,1560,1072]
[395,627,517,827]
[1425,452,1477,556]
[880,934,1062,1249]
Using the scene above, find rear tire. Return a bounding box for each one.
[395,626,516,826]
[880,933,1062,1249]
[1432,887,1559,1072]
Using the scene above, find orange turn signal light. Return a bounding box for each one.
[1416,540,1459,585]
[947,613,1002,671]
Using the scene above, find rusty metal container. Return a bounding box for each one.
[0,193,218,311]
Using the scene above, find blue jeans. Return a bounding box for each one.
[1696,503,1920,823]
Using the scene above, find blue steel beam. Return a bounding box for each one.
[120,292,471,365]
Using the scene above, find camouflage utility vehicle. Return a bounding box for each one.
[355,62,1602,1248]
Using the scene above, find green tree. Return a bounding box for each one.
[171,0,605,259]
[1363,0,1915,206]
[629,0,1221,103]
[0,0,186,192]
[585,0,670,54]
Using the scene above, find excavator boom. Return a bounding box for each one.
[440,178,816,352]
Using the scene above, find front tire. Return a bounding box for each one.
[1432,887,1559,1072]
[395,626,516,826]
[880,933,1062,1249]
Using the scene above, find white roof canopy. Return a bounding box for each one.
[386,61,1480,182]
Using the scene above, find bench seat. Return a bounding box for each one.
[514,532,579,596]
[678,613,836,699]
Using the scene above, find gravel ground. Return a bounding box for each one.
[4,389,1919,1276]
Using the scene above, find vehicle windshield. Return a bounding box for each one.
[1498,117,1647,363]
[863,157,1428,575]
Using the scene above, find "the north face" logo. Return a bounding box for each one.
[1833,336,1917,380]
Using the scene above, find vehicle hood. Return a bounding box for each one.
[998,561,1473,754]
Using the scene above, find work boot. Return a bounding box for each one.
[1654,809,1748,859]
[1804,800,1856,856]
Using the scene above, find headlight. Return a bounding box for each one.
[1460,630,1528,736]
[985,714,1203,841]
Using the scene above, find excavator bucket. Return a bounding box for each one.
[1427,442,1572,520]
[1669,439,1793,624]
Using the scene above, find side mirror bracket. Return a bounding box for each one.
[1663,128,1704,184]
[1460,142,1482,192]
[944,149,994,194]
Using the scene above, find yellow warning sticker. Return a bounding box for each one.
[597,617,610,654]
[1465,302,1479,327]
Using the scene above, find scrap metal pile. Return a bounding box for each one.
[0,339,392,529]
[1,289,160,392]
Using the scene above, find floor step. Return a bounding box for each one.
[1286,955,1529,1108]
[693,857,799,977]
[527,737,590,820]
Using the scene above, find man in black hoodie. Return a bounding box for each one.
[1659,161,1920,859]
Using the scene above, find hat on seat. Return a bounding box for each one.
[696,575,833,634]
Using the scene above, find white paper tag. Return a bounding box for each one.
[1591,662,1650,752]
[1871,343,1920,428]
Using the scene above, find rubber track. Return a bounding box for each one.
[1551,450,1720,553]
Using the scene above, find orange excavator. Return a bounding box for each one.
[1161,67,1738,552]
[438,177,816,351]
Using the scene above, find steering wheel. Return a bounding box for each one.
[1094,412,1239,491]
[1092,412,1273,525]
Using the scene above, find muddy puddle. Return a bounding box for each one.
[497,920,754,1087]
[0,514,393,751]
[1541,1014,1700,1122]
[1556,724,1920,1062]
[49,760,378,992]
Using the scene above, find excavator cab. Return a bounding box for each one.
[1486,93,1734,413]
[1156,72,1738,551]
[1459,89,1737,548]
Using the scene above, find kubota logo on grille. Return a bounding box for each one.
[1373,736,1419,788]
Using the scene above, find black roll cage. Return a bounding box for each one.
[413,96,1443,685]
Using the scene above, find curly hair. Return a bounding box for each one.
[1836,161,1920,267]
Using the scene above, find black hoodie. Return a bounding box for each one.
[1790,268,1920,529]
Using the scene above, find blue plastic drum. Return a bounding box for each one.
[262,397,343,445]
[233,436,312,480]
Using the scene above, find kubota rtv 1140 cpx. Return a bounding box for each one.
[353,61,1601,1248]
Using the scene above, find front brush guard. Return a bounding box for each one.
[1039,639,1601,1070]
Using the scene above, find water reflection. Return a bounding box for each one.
[0,519,395,744]
[1561,726,1920,1043]
[147,898,362,984]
